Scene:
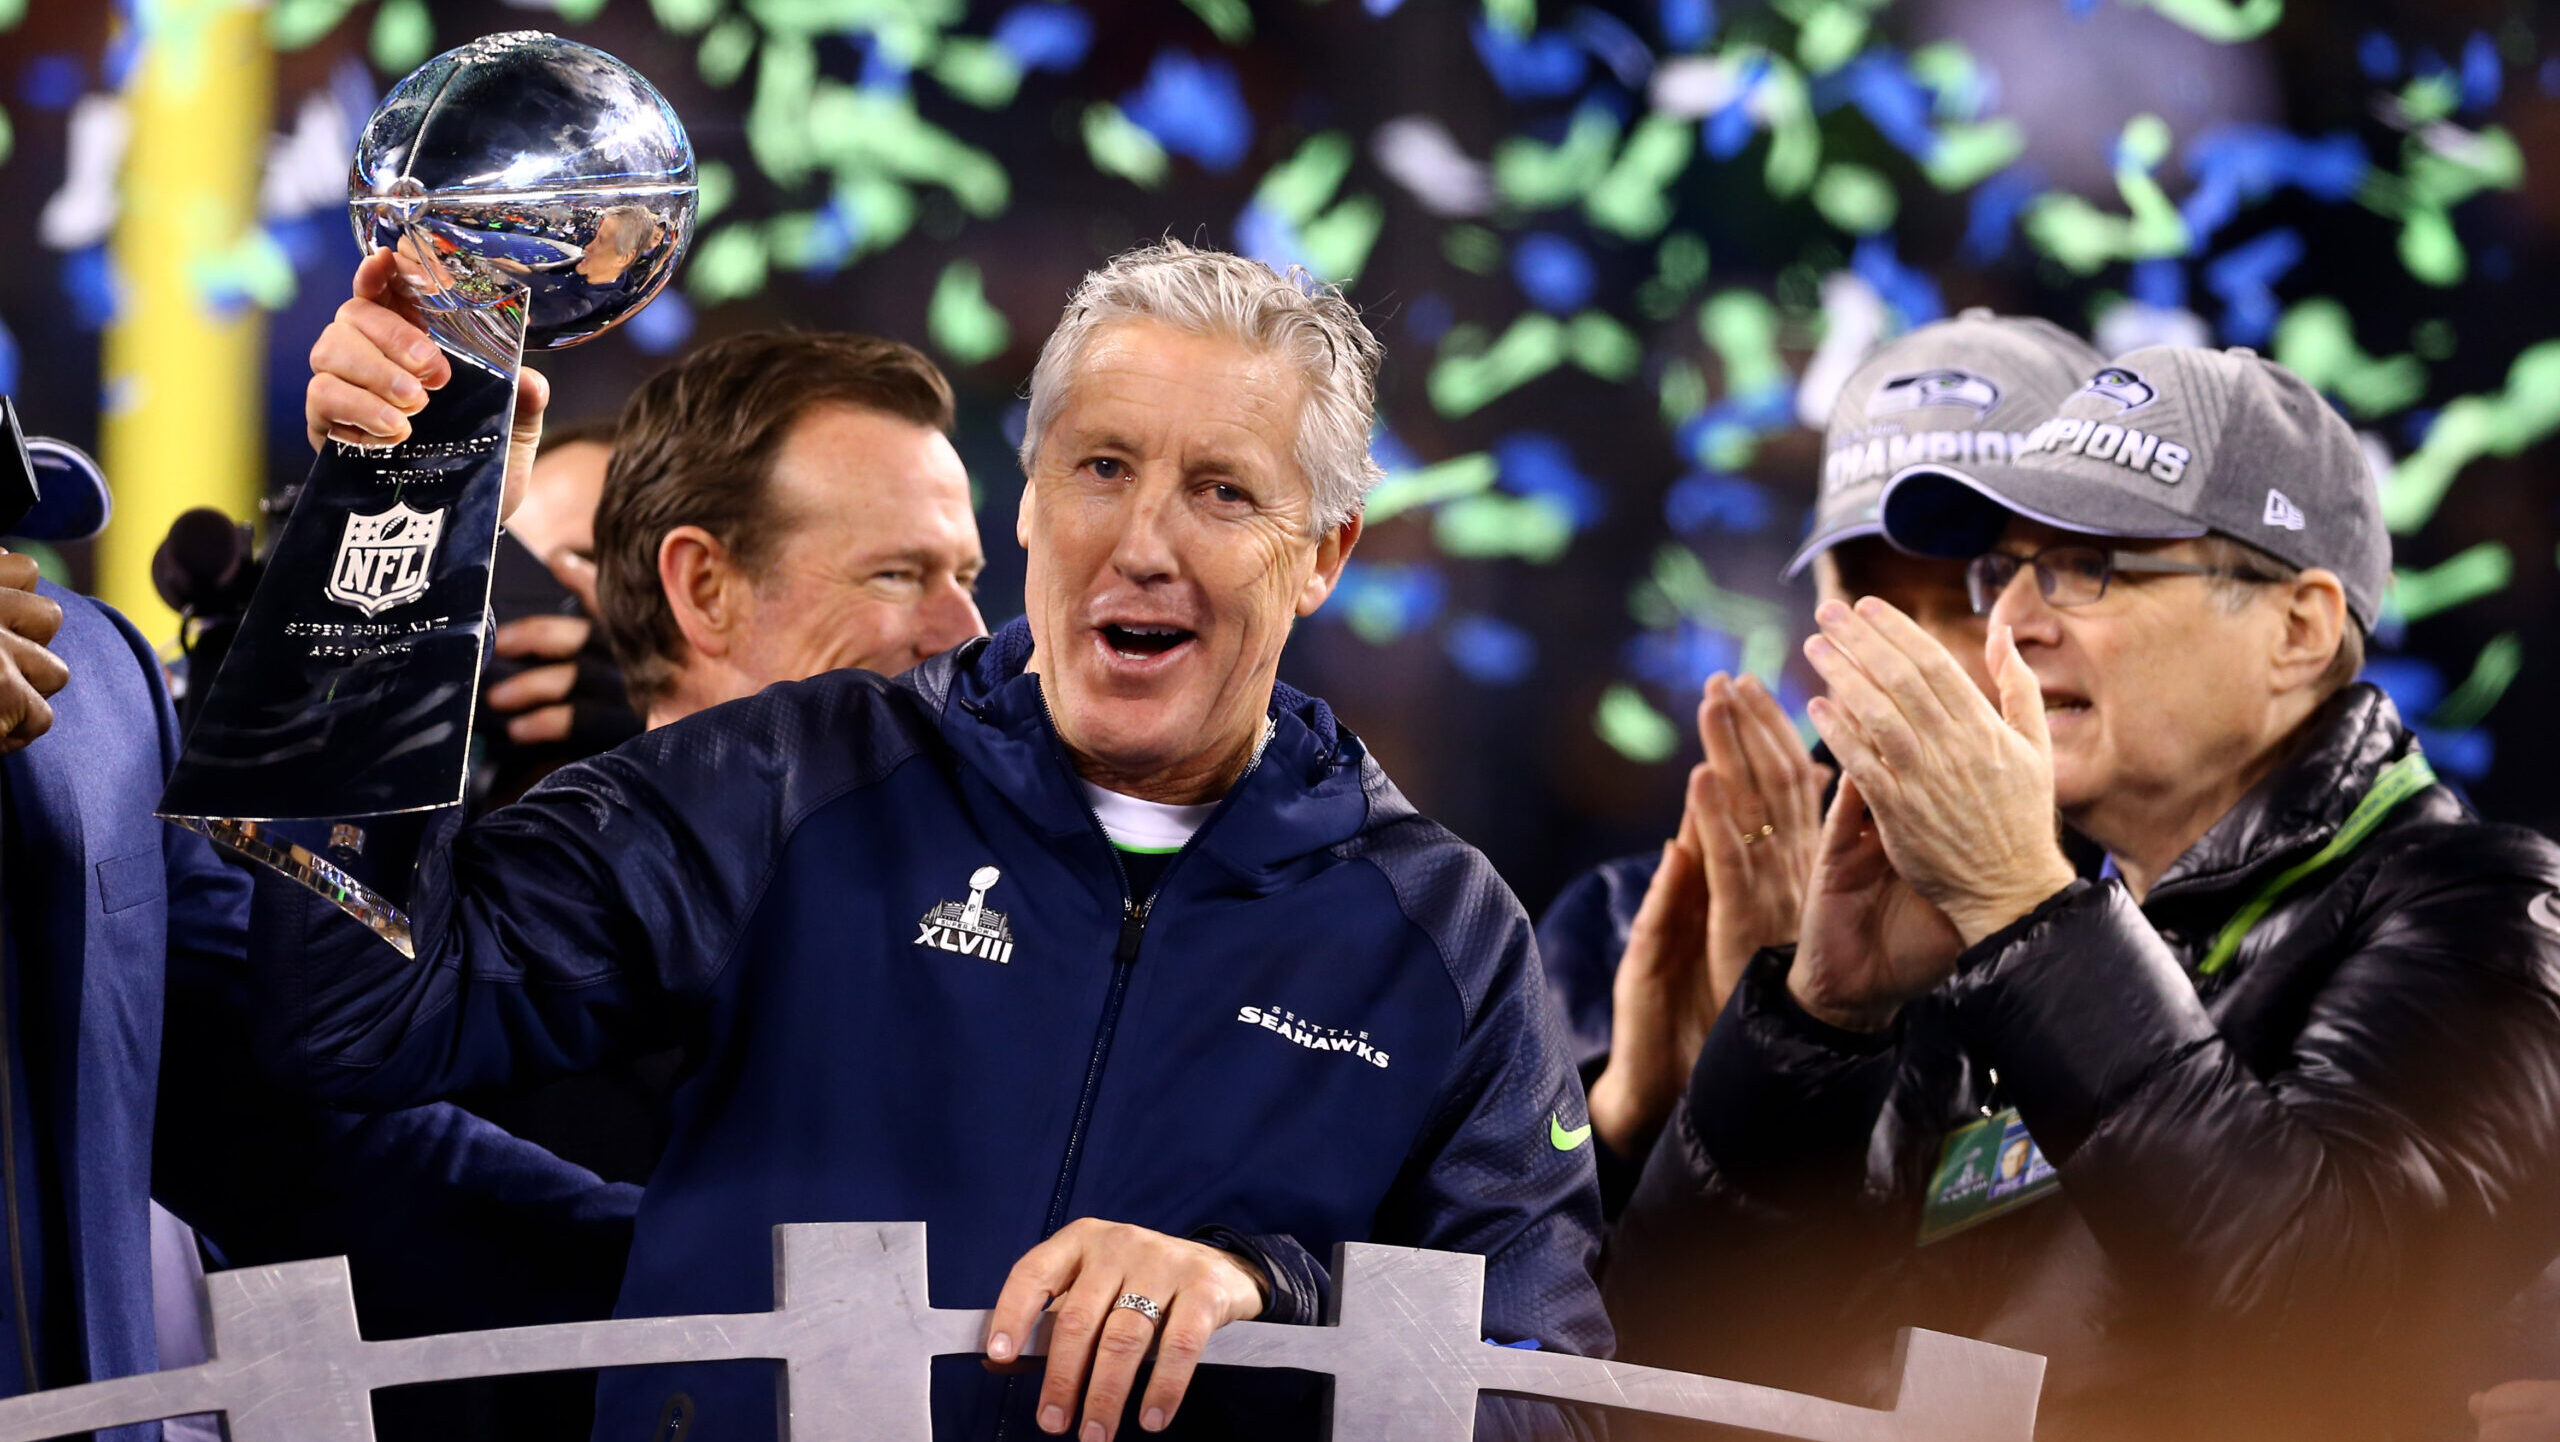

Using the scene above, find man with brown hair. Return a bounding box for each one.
[593,329,989,726]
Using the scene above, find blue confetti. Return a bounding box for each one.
[1371,426,1423,474]
[1832,53,1936,163]
[1658,0,1714,50]
[1568,9,1654,91]
[2411,47,2448,81]
[1471,18,1589,100]
[994,4,1093,72]
[1494,432,1605,526]
[20,55,82,112]
[0,314,19,399]
[1002,401,1030,450]
[2543,58,2560,97]
[1331,561,1448,641]
[60,247,118,331]
[1364,0,1405,13]
[1235,199,1305,276]
[1403,293,1455,346]
[2357,32,2399,82]
[2066,0,2101,15]
[2361,656,2443,718]
[622,288,696,355]
[1626,620,1743,697]
[1512,232,1595,313]
[1959,167,2041,266]
[2460,34,2501,112]
[267,214,341,270]
[2178,127,2365,246]
[1122,52,1254,172]
[2201,226,2301,347]
[1852,235,1943,327]
[2481,245,2513,282]
[2416,724,2492,781]
[1704,100,1756,160]
[1675,386,1794,468]
[1445,615,1537,685]
[1664,472,1772,534]
[2399,407,2439,450]
[859,36,912,94]
[2128,258,2185,310]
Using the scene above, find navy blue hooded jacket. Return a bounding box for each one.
[251,619,1611,1441]
[8,585,635,1439]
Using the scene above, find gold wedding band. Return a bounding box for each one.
[1738,823,1776,846]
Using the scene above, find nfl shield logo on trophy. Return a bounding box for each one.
[325,502,446,617]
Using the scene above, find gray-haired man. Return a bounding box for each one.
[269,241,1609,1442]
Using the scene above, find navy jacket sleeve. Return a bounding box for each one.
[250,674,919,1107]
[110,599,637,1334]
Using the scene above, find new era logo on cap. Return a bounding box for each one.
[2264,488,2306,531]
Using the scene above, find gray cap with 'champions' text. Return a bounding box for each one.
[1789,309,2106,577]
[1877,344,2390,630]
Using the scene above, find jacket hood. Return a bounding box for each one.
[897,617,1375,881]
[2148,682,2457,902]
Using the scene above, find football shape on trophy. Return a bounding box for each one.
[350,30,697,366]
[159,33,695,954]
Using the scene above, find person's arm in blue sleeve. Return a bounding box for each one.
[250,681,886,1111]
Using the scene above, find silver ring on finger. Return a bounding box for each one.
[1112,1292,1164,1326]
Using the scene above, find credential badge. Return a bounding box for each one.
[916,865,1015,964]
[324,502,446,617]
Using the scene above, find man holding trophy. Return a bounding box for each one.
[263,67,1610,1440]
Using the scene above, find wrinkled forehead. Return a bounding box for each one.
[1043,322,1311,466]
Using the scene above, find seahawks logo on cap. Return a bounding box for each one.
[2081,366,2158,412]
[1871,368,2002,419]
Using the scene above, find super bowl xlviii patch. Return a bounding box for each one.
[915,865,1016,964]
[1918,1107,2060,1245]
[326,502,446,617]
[1236,1005,1390,1069]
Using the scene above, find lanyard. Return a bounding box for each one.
[2195,752,2436,977]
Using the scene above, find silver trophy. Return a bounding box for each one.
[159,33,696,955]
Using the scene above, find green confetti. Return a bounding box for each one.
[1481,0,1534,39]
[1597,684,1680,764]
[2412,319,2457,362]
[555,0,610,21]
[270,0,359,49]
[1256,133,1354,226]
[2398,208,2465,287]
[1365,453,1499,524]
[2432,633,2523,730]
[2273,299,2426,419]
[2134,0,2282,43]
[1567,312,1642,381]
[696,161,736,223]
[2395,73,2461,125]
[802,86,1009,215]
[650,0,724,35]
[1908,40,1990,119]
[747,37,821,184]
[1636,233,1710,319]
[929,260,1010,366]
[1585,114,1693,240]
[192,229,297,311]
[833,172,915,253]
[1083,103,1169,188]
[687,225,770,304]
[2390,542,2512,623]
[369,0,432,74]
[1493,106,1620,210]
[1442,224,1504,275]
[1343,566,1434,644]
[1301,196,1385,285]
[1924,119,2024,191]
[1793,3,1869,75]
[1659,359,1707,425]
[1813,162,1897,234]
[2022,116,2191,274]
[1699,291,1786,394]
[2382,340,2560,533]
[1435,494,1575,563]
[1630,545,1786,635]
[1182,0,1253,43]
[0,106,13,171]
[0,0,23,31]
[931,37,1024,108]
[699,15,757,86]
[1428,315,1567,418]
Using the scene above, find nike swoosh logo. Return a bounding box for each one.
[1549,1114,1592,1152]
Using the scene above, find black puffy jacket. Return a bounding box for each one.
[1604,684,2560,1442]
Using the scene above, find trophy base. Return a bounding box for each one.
[172,817,416,959]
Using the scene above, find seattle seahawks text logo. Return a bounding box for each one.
[1872,368,2002,418]
[1236,1006,1390,1068]
[916,865,1016,964]
[2081,366,2158,412]
[325,502,445,617]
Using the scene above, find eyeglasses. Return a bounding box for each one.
[1963,545,2285,616]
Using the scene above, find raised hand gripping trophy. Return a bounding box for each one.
[158,33,695,955]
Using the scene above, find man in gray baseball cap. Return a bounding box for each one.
[1598,342,2560,1440]
[1543,311,2105,1200]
